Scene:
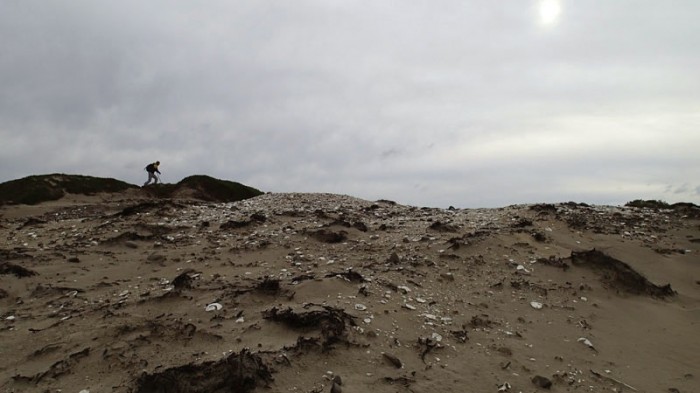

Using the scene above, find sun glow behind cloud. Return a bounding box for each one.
[539,0,562,26]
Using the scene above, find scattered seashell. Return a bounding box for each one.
[354,303,367,311]
[578,337,596,350]
[530,301,543,310]
[498,382,511,391]
[206,302,223,312]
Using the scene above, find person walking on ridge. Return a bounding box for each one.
[143,161,161,186]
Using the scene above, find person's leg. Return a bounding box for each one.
[144,172,155,186]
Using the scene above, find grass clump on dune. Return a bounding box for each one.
[0,174,136,205]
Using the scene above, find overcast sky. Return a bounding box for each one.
[1,1,698,208]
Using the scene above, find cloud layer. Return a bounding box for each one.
[1,1,699,207]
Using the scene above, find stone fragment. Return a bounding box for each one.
[382,352,403,368]
[147,253,166,263]
[532,375,552,389]
[330,381,342,393]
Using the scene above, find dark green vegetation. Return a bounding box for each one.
[625,199,700,218]
[0,174,136,205]
[625,199,672,209]
[142,175,263,202]
[0,174,263,205]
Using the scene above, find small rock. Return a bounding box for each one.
[147,253,166,263]
[125,241,138,249]
[382,352,403,368]
[330,381,342,393]
[68,257,80,263]
[532,375,552,389]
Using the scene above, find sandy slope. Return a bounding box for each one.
[1,192,698,393]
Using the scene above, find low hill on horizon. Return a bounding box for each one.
[1,173,699,215]
[0,173,264,205]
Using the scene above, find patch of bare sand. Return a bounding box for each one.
[0,193,698,392]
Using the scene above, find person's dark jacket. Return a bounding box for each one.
[146,163,160,174]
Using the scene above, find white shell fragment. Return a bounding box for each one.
[530,301,543,310]
[578,337,595,349]
[205,302,223,312]
[354,303,367,311]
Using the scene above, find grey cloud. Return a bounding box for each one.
[1,1,699,207]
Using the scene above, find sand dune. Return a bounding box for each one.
[1,191,698,393]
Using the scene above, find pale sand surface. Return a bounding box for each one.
[1,192,698,392]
